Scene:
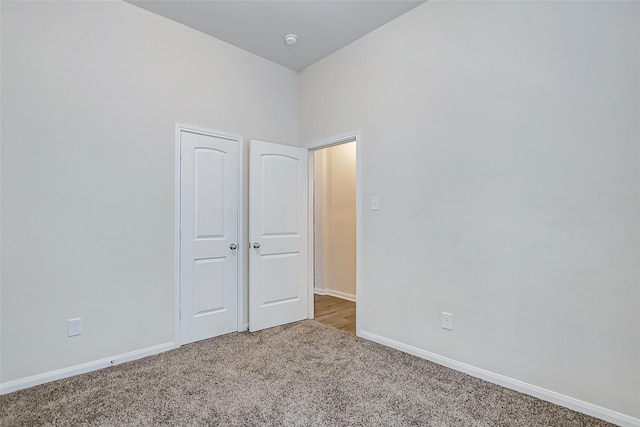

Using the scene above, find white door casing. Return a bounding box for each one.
[249,140,309,332]
[179,128,239,344]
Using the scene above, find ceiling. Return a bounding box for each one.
[127,1,426,72]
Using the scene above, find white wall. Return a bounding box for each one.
[1,0,297,384]
[300,1,639,420]
[314,143,357,298]
[313,150,326,293]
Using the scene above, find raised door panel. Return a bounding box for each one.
[194,149,225,239]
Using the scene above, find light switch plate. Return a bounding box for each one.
[371,196,380,211]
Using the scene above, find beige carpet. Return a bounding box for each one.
[0,320,612,426]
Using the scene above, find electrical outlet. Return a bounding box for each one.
[441,312,453,331]
[68,318,82,337]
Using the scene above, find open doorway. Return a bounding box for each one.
[311,140,357,334]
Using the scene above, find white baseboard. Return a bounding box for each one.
[0,341,176,395]
[358,330,639,427]
[314,287,356,302]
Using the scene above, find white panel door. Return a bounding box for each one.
[180,129,239,344]
[249,140,309,332]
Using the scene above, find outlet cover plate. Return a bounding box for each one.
[68,318,82,337]
[441,312,453,331]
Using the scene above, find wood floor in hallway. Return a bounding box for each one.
[313,294,356,334]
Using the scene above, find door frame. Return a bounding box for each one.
[306,131,362,336]
[174,124,246,346]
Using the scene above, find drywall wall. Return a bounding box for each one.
[1,0,297,384]
[313,150,326,294]
[300,0,639,420]
[313,143,357,299]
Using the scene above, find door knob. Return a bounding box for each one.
[253,242,261,249]
[230,243,238,250]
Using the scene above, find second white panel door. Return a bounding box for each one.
[249,139,309,332]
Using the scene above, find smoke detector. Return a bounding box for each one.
[284,34,298,45]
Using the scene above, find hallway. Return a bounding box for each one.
[313,294,355,334]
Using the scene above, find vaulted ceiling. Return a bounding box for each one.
[127,1,426,72]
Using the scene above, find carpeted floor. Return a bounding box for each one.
[0,320,613,426]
